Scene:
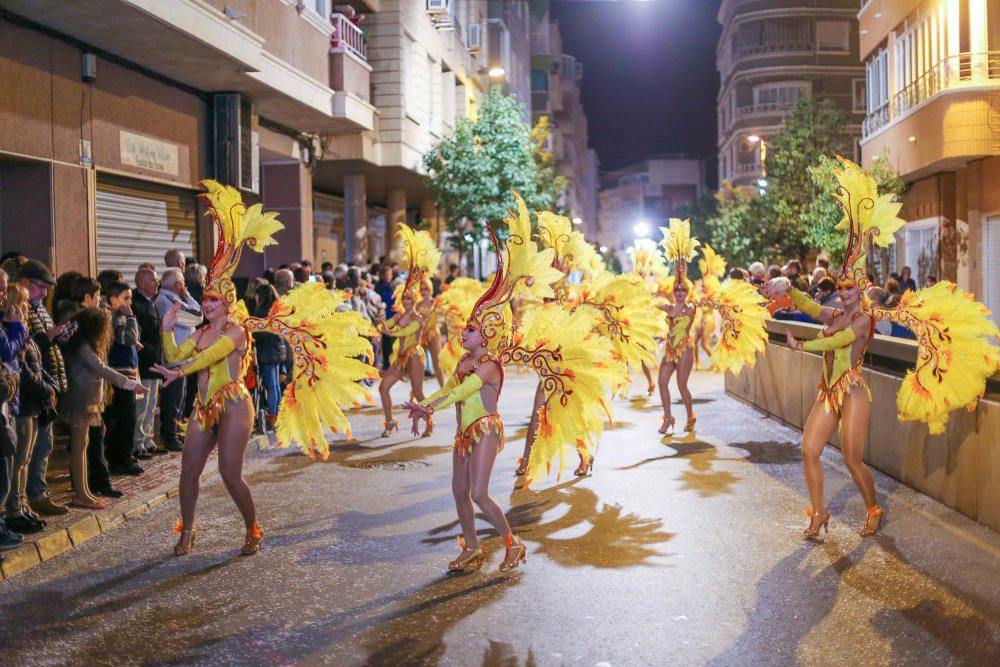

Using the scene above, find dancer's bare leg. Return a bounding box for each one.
[451,448,476,545]
[658,359,677,427]
[517,383,544,474]
[216,397,256,528]
[428,337,446,387]
[407,355,426,403]
[379,365,405,424]
[470,431,513,543]
[676,348,695,422]
[642,362,655,395]
[839,389,876,508]
[178,425,216,529]
[801,398,839,531]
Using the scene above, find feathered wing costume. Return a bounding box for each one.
[660,218,769,373]
[626,238,669,295]
[385,224,442,367]
[437,277,484,377]
[830,157,1000,434]
[199,180,377,460]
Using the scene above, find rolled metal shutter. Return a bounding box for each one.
[985,217,1000,329]
[95,176,198,280]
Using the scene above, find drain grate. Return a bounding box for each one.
[345,460,430,471]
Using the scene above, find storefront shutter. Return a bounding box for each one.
[96,176,198,280]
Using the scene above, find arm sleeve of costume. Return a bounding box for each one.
[790,289,823,319]
[177,335,236,377]
[431,373,484,410]
[80,345,131,390]
[801,327,856,352]
[384,319,420,338]
[162,331,197,364]
[424,374,460,404]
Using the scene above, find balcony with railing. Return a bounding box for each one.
[863,52,1000,140]
[331,13,366,61]
[736,101,797,117]
[732,41,813,60]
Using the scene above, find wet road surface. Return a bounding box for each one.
[1,370,999,665]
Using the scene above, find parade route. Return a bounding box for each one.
[1,370,999,666]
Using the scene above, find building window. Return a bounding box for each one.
[866,48,889,113]
[852,79,867,112]
[753,81,810,110]
[816,20,849,52]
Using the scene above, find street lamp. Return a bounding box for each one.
[633,220,650,238]
[599,246,608,253]
[571,217,582,226]
[488,67,505,78]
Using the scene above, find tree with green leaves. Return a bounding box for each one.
[422,87,543,254]
[707,182,777,268]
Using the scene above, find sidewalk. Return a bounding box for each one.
[0,433,269,580]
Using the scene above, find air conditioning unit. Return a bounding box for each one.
[213,93,259,194]
[426,0,449,14]
[467,23,482,52]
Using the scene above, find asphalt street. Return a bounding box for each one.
[1,370,999,666]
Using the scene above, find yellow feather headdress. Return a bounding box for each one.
[659,218,700,286]
[397,224,441,302]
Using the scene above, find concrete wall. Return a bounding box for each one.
[727,340,1000,533]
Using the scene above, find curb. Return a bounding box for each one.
[0,433,271,582]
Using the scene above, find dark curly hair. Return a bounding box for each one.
[65,307,112,361]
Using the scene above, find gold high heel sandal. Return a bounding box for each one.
[860,505,883,537]
[658,416,675,435]
[684,413,697,432]
[448,536,487,573]
[421,417,434,438]
[380,419,398,437]
[241,521,263,555]
[172,519,197,556]
[803,507,830,538]
[514,457,528,477]
[499,532,527,572]
[646,383,656,397]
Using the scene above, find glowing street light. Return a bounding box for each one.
[747,134,761,144]
[633,220,650,237]
[599,246,608,253]
[488,67,506,78]
[571,217,582,225]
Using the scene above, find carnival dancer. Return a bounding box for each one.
[777,157,1000,538]
[416,279,446,387]
[692,245,726,370]
[154,181,375,557]
[625,238,669,395]
[404,193,609,572]
[657,219,770,436]
[377,225,440,438]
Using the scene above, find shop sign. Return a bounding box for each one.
[119,131,179,176]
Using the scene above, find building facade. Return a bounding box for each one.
[529,10,599,237]
[0,0,374,276]
[597,158,705,257]
[487,0,532,124]
[859,0,1000,326]
[716,0,865,188]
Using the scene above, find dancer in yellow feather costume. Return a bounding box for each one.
[692,244,726,370]
[777,156,1000,538]
[403,193,599,573]
[657,220,769,436]
[625,238,670,394]
[512,211,621,480]
[377,224,441,437]
[153,181,376,557]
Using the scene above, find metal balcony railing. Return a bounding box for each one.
[865,52,1000,139]
[331,13,366,61]
[734,162,761,177]
[736,101,796,116]
[732,41,813,59]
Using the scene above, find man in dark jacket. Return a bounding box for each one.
[132,268,162,460]
[104,282,143,475]
[18,260,71,517]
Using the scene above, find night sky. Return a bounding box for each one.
[549,0,722,176]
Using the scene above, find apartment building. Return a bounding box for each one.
[0,0,374,276]
[488,0,532,124]
[529,10,599,237]
[597,158,705,256]
[716,0,865,188]
[859,0,1000,325]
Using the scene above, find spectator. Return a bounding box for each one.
[137,262,156,271]
[444,263,460,285]
[925,274,938,288]
[321,261,334,274]
[783,259,809,292]
[334,264,349,290]
[55,275,102,324]
[728,267,746,281]
[883,278,902,308]
[899,266,917,293]
[252,284,286,432]
[866,287,893,335]
[60,307,145,508]
[765,277,794,316]
[0,277,37,539]
[814,277,842,309]
[184,263,206,303]
[274,269,295,296]
[299,260,313,280]
[132,268,162,461]
[747,262,766,286]
[767,265,782,280]
[52,271,83,319]
[18,259,70,518]
[320,273,335,290]
[103,282,143,476]
[292,266,309,285]
[164,249,186,271]
[816,254,831,271]
[96,269,124,296]
[153,268,201,452]
[808,267,828,297]
[374,266,396,369]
